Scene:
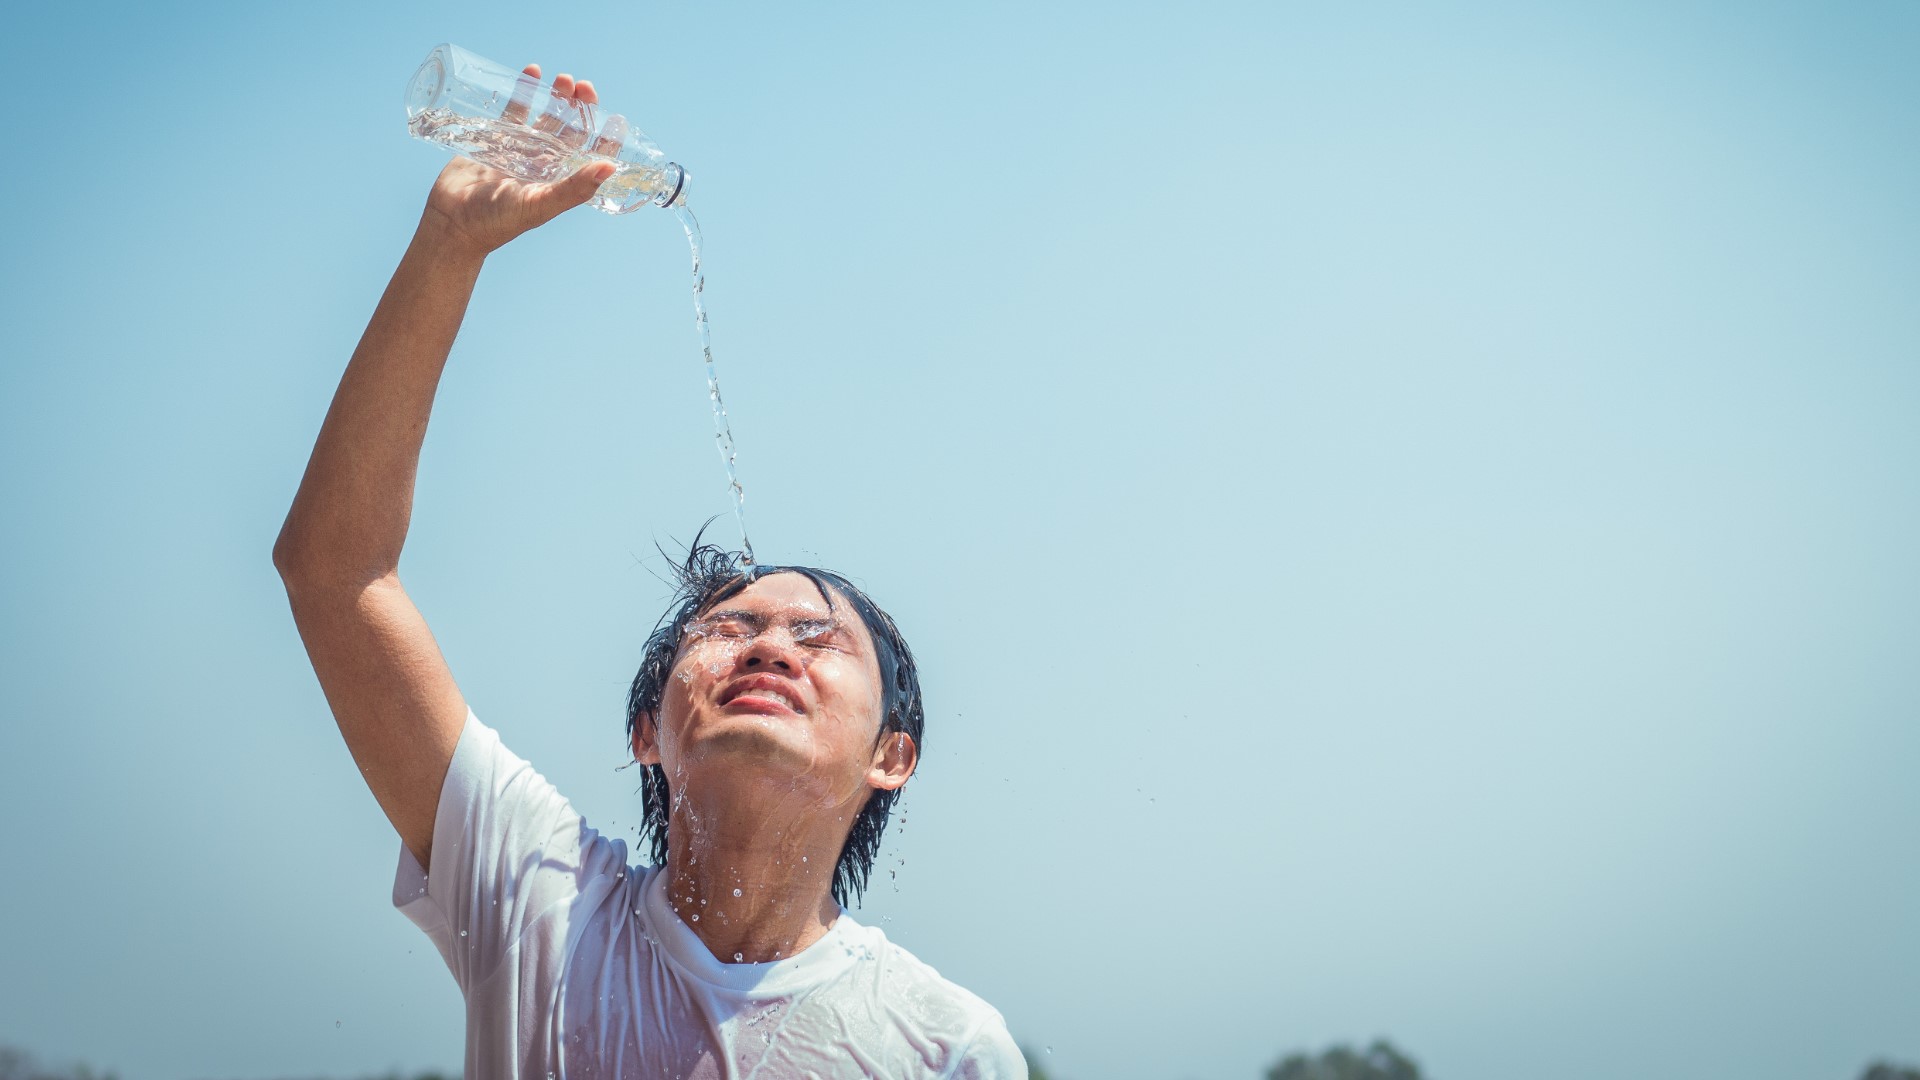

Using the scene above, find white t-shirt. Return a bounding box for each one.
[392,707,1025,1080]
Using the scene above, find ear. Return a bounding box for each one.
[866,731,917,792]
[631,711,662,766]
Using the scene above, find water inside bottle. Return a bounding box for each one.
[410,108,575,181]
[409,108,679,215]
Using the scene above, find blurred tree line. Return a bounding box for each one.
[0,1047,450,1080]
[1264,1040,1421,1080]
[1033,1040,1918,1080]
[4,1040,1917,1079]
[1244,1043,1920,1080]
[0,1047,118,1080]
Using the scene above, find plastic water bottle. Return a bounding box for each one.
[403,43,686,215]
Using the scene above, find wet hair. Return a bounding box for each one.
[624,532,925,907]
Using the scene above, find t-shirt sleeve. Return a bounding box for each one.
[947,1012,1030,1080]
[391,706,622,992]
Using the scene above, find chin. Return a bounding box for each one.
[684,712,831,774]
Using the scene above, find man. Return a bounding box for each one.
[273,63,1023,1079]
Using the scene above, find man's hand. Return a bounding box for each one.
[418,64,620,260]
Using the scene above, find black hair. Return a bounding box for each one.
[624,532,924,907]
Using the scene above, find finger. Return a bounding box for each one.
[567,79,610,154]
[531,73,579,136]
[535,160,617,224]
[529,72,572,135]
[502,64,540,125]
[589,127,622,158]
[588,108,626,158]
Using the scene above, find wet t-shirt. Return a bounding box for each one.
[393,707,1025,1080]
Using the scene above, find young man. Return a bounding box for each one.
[273,64,1023,1079]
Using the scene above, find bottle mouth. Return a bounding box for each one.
[655,163,687,208]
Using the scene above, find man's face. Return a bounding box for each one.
[637,573,912,809]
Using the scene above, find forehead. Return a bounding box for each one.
[724,572,832,613]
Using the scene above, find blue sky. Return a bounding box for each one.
[2,2,1916,1078]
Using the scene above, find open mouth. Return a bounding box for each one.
[720,676,804,714]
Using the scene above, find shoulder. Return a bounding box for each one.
[852,922,999,1019]
[847,923,1026,1077]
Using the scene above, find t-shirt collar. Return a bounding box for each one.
[641,863,863,995]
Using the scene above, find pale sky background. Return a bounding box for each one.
[2,2,1916,1079]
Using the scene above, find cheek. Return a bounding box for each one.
[674,637,746,682]
[818,660,886,738]
[656,644,730,742]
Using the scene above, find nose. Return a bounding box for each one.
[738,626,802,672]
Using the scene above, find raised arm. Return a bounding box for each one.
[273,65,618,869]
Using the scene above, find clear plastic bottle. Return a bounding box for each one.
[403,43,686,215]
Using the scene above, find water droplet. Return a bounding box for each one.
[459,929,468,937]
[1046,1046,1054,1054]
[733,952,744,962]
[733,888,743,897]
[690,913,699,922]
[335,1020,341,1029]
[801,855,808,863]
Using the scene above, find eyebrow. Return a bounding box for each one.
[697,608,766,628]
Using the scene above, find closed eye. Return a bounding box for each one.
[689,614,755,638]
[794,621,846,649]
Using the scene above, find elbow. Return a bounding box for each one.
[272,523,312,580]
[271,527,335,585]
[272,531,396,592]
[272,534,300,578]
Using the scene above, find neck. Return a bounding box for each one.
[660,779,859,964]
